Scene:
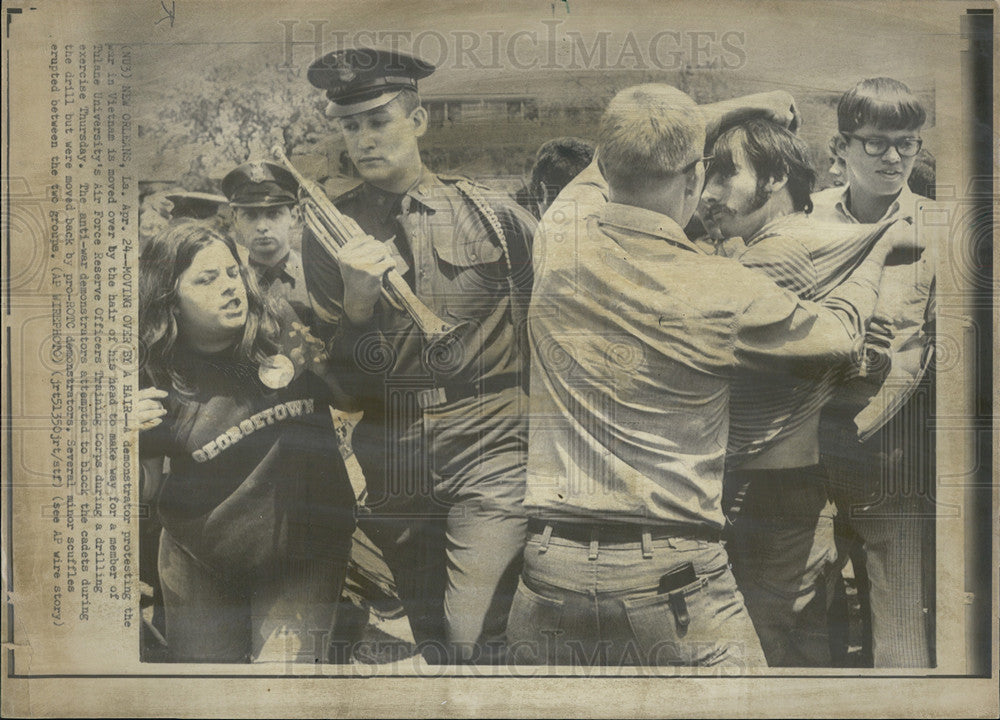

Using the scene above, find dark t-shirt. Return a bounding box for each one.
[142,352,356,577]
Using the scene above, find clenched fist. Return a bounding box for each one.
[339,234,398,325]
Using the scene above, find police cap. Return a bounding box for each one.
[221,161,299,208]
[165,191,228,219]
[307,48,435,118]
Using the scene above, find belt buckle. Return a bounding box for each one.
[416,387,447,409]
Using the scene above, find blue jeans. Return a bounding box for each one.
[822,376,936,668]
[507,525,766,668]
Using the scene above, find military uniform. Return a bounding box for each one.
[223,161,316,329]
[248,248,315,330]
[303,48,537,661]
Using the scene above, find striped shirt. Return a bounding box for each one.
[726,213,901,465]
[525,201,882,528]
[539,162,903,467]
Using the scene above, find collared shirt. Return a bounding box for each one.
[693,235,745,258]
[537,158,609,237]
[525,201,880,529]
[303,165,537,404]
[811,184,922,226]
[812,184,935,438]
[727,213,900,464]
[248,248,315,329]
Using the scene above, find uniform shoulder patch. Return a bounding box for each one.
[439,175,512,203]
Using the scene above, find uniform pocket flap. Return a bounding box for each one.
[431,226,503,267]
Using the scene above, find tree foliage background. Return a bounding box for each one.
[136,45,934,196]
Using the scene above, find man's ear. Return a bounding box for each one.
[833,134,849,158]
[289,205,302,224]
[411,106,429,139]
[764,174,788,195]
[685,161,705,199]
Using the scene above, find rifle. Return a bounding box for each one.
[271,146,467,372]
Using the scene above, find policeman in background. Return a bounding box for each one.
[302,48,537,663]
[165,190,229,221]
[222,161,315,328]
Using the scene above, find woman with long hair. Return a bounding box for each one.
[137,222,355,663]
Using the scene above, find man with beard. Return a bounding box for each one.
[509,85,917,667]
[699,118,904,666]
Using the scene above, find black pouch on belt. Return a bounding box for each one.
[658,562,697,627]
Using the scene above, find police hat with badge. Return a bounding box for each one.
[307,48,435,118]
[221,161,299,208]
[165,190,229,220]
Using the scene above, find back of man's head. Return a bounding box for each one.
[837,77,926,133]
[529,137,596,205]
[598,84,704,196]
[710,119,817,213]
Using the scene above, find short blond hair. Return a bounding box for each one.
[598,84,705,193]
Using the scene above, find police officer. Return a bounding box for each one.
[165,190,229,221]
[302,48,537,663]
[222,161,315,328]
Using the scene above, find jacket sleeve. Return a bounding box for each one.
[301,225,386,400]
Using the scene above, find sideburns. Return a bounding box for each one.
[750,177,771,213]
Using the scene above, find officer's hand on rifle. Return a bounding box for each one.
[339,234,398,324]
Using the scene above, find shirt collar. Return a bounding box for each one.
[403,165,443,213]
[363,165,442,217]
[834,184,920,224]
[250,248,299,287]
[597,202,704,256]
[743,212,813,248]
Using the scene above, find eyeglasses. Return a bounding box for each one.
[842,133,923,158]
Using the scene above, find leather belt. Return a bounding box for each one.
[527,518,721,545]
[416,372,520,409]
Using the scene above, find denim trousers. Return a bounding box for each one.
[506,525,767,668]
[822,376,936,668]
[726,466,838,667]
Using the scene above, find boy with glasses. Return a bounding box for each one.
[813,77,936,668]
[813,77,926,224]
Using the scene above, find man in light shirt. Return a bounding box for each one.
[507,84,918,667]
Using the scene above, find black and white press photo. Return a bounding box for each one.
[2,1,995,717]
